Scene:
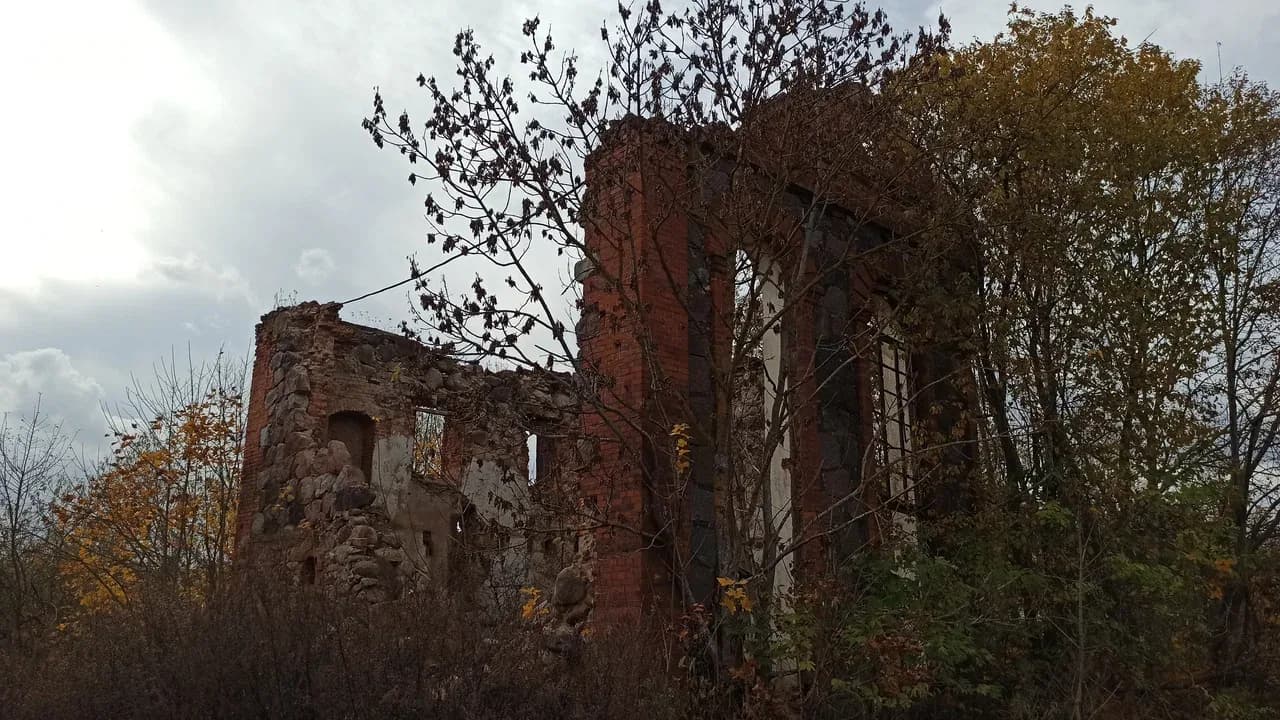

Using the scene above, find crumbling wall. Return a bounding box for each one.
[235,302,582,606]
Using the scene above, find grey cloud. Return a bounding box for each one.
[0,278,256,439]
[5,0,1279,456]
[150,254,257,306]
[0,348,108,445]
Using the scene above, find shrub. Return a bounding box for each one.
[1,583,698,720]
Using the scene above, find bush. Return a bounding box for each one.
[1,583,699,720]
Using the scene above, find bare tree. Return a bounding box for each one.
[363,0,958,670]
[0,398,70,645]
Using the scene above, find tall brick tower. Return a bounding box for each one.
[575,118,731,624]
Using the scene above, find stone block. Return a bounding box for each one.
[280,394,311,415]
[283,365,311,395]
[308,447,330,476]
[273,351,302,372]
[335,484,376,511]
[293,449,316,479]
[285,431,314,455]
[348,524,378,544]
[336,465,366,487]
[287,535,315,563]
[544,624,581,657]
[298,476,318,504]
[424,367,444,390]
[276,328,305,351]
[375,547,405,564]
[332,543,353,564]
[328,441,352,472]
[553,565,588,607]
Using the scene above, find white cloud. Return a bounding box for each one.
[295,248,337,285]
[0,348,107,442]
[0,0,219,294]
[0,0,1275,462]
[149,254,256,306]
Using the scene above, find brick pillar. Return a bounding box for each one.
[783,223,883,577]
[578,118,727,624]
[785,283,831,577]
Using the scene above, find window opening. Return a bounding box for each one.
[327,411,374,482]
[421,530,433,558]
[414,409,446,482]
[871,306,914,507]
[526,433,539,485]
[301,556,317,585]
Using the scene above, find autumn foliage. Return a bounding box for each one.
[7,2,1280,718]
[53,358,245,611]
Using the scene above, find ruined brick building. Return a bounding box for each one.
[234,111,974,632]
[234,303,581,606]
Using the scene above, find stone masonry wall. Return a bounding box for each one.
[235,302,582,608]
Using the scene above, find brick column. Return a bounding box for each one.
[578,118,723,624]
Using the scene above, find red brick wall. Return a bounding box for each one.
[233,322,274,562]
[579,120,695,624]
[785,289,828,577]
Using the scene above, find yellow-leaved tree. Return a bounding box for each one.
[54,352,246,612]
[892,5,1280,714]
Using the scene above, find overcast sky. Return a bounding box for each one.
[1,0,1277,452]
